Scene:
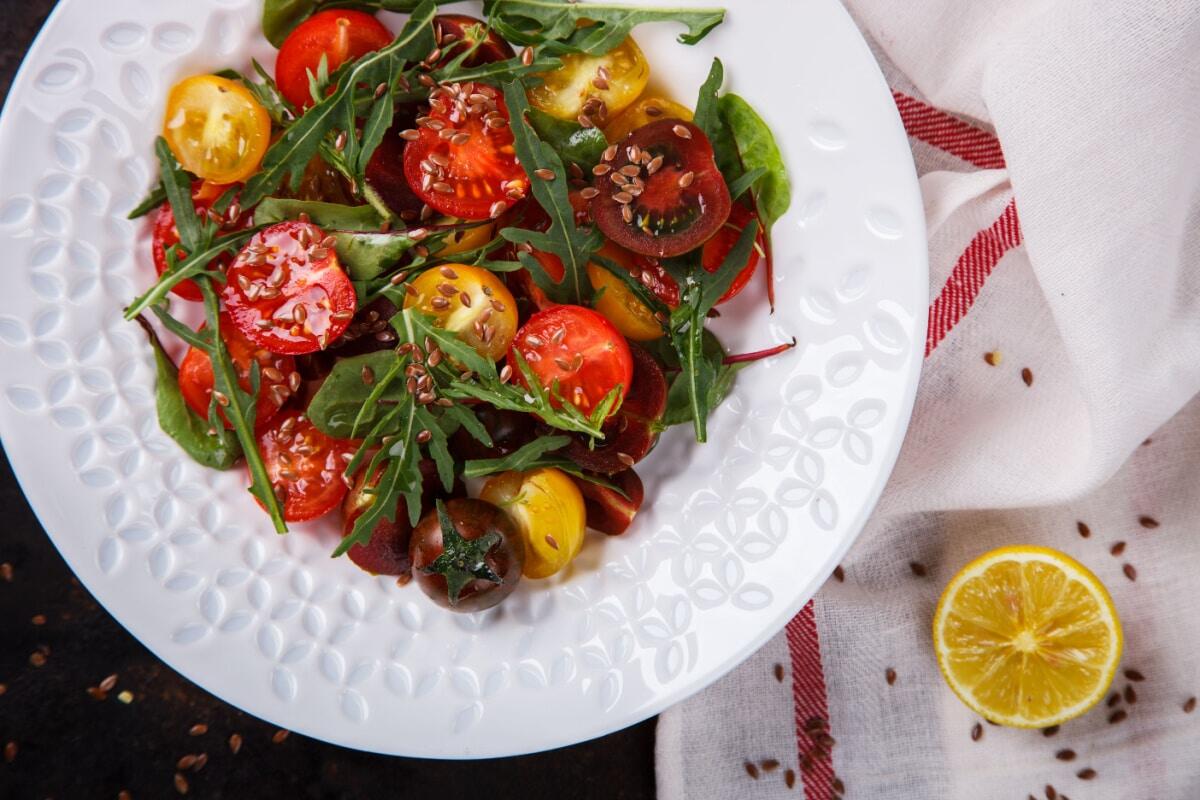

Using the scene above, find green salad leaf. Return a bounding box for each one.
[483,0,725,55]
[135,316,242,470]
[526,109,609,171]
[499,81,603,305]
[307,351,410,438]
[718,94,791,226]
[127,183,166,220]
[462,436,571,478]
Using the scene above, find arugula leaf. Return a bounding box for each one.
[499,81,602,305]
[526,109,609,171]
[727,166,767,201]
[241,3,439,208]
[483,0,725,55]
[307,352,408,438]
[156,138,202,251]
[134,316,241,470]
[718,94,791,226]
[127,183,166,220]
[198,282,288,532]
[215,63,295,125]
[263,0,463,48]
[657,330,741,429]
[462,436,570,478]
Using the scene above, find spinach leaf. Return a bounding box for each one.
[307,351,408,438]
[241,3,439,208]
[135,317,241,470]
[254,197,419,281]
[127,183,166,220]
[718,94,791,226]
[462,436,571,478]
[526,109,609,171]
[499,81,603,305]
[483,0,725,55]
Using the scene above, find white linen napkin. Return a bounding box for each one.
[656,1,1200,798]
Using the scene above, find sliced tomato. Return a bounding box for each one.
[528,36,649,123]
[701,203,765,304]
[433,15,514,67]
[151,180,240,302]
[275,9,393,111]
[590,118,731,258]
[163,75,271,184]
[178,312,297,430]
[258,410,357,523]
[563,343,666,474]
[402,82,528,221]
[508,305,632,418]
[223,221,357,355]
[575,469,645,535]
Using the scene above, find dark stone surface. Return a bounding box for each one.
[0,1,657,796]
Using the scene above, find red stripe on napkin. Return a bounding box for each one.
[786,602,835,799]
[892,91,1006,169]
[925,199,1022,355]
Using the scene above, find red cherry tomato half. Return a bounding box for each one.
[403,82,528,221]
[274,9,393,111]
[151,181,239,302]
[575,469,645,535]
[562,343,667,474]
[508,305,633,418]
[433,15,515,67]
[257,410,357,523]
[223,221,357,356]
[590,118,731,259]
[701,203,765,304]
[177,312,297,430]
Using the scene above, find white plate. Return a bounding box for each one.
[0,0,925,757]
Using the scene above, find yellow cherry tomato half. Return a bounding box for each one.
[402,263,517,361]
[433,217,497,257]
[604,96,695,143]
[528,37,650,122]
[480,468,587,579]
[587,243,666,342]
[163,75,271,184]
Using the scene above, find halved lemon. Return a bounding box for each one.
[933,546,1122,728]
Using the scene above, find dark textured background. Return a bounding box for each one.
[0,1,657,796]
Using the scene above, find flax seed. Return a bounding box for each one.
[784,769,796,789]
[773,663,785,682]
[1022,367,1034,386]
[272,729,290,744]
[593,163,613,176]
[1108,709,1128,724]
[1077,521,1091,538]
[673,124,692,139]
[1056,749,1076,761]
[1138,515,1159,529]
[886,668,897,686]
[1077,768,1096,780]
[580,187,600,200]
[189,723,208,736]
[1042,725,1060,737]
[1124,684,1137,704]
[832,565,845,582]
[535,168,556,181]
[1184,697,1196,713]
[1124,669,1145,682]
[3,741,16,763]
[744,761,760,779]
[984,350,1002,366]
[678,170,696,189]
[1123,563,1137,581]
[971,723,983,742]
[521,46,534,66]
[621,205,633,223]
[909,561,928,577]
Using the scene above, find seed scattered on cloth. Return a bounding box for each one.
[761,758,780,772]
[886,668,897,686]
[984,350,1002,366]
[0,562,12,582]
[909,561,927,577]
[832,565,845,582]
[272,729,290,744]
[1124,684,1138,704]
[773,663,785,682]
[1184,697,1196,713]
[1138,515,1159,529]
[1056,749,1076,761]
[1042,725,1060,737]
[971,722,983,742]
[3,741,16,763]
[1110,541,1126,556]
[744,761,760,779]
[784,769,796,789]
[99,673,118,692]
[1022,367,1034,386]
[1108,709,1128,724]
[1077,768,1097,780]
[29,651,46,667]
[30,614,45,625]
[1076,521,1090,538]
[1122,563,1138,581]
[174,772,189,795]
[1124,669,1146,682]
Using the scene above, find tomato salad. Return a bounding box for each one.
[126,0,792,613]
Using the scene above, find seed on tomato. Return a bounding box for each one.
[508,305,633,418]
[403,264,518,361]
[223,221,357,355]
[178,312,297,430]
[274,9,393,111]
[151,181,243,302]
[701,203,765,304]
[590,118,731,259]
[402,82,529,221]
[258,410,357,523]
[528,36,649,123]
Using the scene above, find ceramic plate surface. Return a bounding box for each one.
[0,0,926,757]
